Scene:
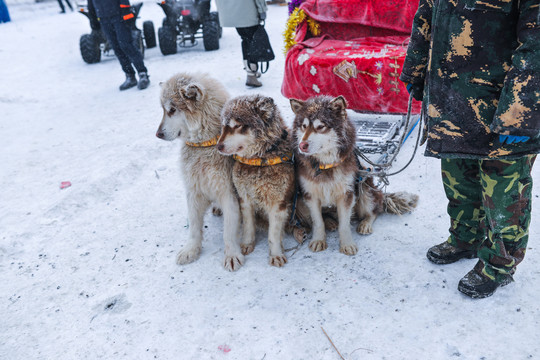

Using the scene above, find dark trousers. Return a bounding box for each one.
[100,20,147,75]
[236,25,259,62]
[57,0,73,12]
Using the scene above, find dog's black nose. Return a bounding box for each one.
[156,131,165,139]
[217,143,224,152]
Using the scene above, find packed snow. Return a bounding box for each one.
[1,1,539,359]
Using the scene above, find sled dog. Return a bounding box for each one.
[290,95,418,254]
[217,95,300,267]
[156,72,244,271]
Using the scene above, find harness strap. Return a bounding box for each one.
[185,135,220,147]
[233,153,293,167]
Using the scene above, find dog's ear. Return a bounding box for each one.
[183,83,204,102]
[256,96,275,122]
[329,96,348,117]
[290,98,305,115]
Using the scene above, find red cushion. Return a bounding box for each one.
[282,36,422,114]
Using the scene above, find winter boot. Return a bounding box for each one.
[426,241,477,264]
[244,60,262,87]
[137,72,150,90]
[458,261,514,299]
[119,73,138,91]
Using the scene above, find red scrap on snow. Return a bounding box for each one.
[60,181,72,189]
[218,345,231,353]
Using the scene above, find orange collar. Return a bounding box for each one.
[318,158,344,170]
[233,153,293,167]
[185,135,220,147]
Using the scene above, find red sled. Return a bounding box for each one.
[282,0,422,115]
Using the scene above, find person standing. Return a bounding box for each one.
[57,0,73,14]
[215,0,268,87]
[0,0,11,23]
[401,0,539,298]
[88,0,150,91]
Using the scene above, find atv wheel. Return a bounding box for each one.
[143,21,156,49]
[202,19,219,51]
[158,26,177,55]
[209,12,222,38]
[80,33,101,64]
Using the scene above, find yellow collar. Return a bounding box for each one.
[318,158,344,170]
[185,135,220,147]
[233,153,293,167]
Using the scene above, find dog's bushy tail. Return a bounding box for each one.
[383,192,419,215]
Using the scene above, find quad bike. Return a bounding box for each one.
[157,0,221,55]
[78,1,157,64]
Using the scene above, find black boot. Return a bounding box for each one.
[426,241,477,264]
[119,73,137,91]
[458,261,513,299]
[137,72,150,90]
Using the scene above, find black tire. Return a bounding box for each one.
[209,12,222,38]
[143,21,156,48]
[80,33,101,64]
[202,19,219,51]
[158,26,178,55]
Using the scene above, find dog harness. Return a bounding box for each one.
[232,153,293,167]
[185,135,220,147]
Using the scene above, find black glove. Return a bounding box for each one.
[406,83,424,101]
[259,12,266,21]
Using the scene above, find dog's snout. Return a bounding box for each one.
[217,143,225,152]
[299,142,309,152]
[156,131,165,139]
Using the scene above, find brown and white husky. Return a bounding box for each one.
[155,72,244,271]
[217,94,302,267]
[290,95,418,255]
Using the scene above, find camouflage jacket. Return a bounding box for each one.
[400,0,540,159]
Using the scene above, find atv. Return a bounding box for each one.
[78,1,157,64]
[157,0,221,55]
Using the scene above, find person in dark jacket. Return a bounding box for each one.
[89,0,150,90]
[401,0,539,298]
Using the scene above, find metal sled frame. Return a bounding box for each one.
[351,112,420,165]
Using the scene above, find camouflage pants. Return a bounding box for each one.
[441,156,536,283]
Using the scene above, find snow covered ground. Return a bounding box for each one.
[1,1,540,359]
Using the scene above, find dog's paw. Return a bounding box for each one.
[324,217,339,232]
[340,243,358,256]
[212,207,223,217]
[241,243,255,255]
[223,254,244,272]
[293,227,307,244]
[269,254,288,267]
[176,247,201,265]
[309,239,328,252]
[356,221,373,235]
